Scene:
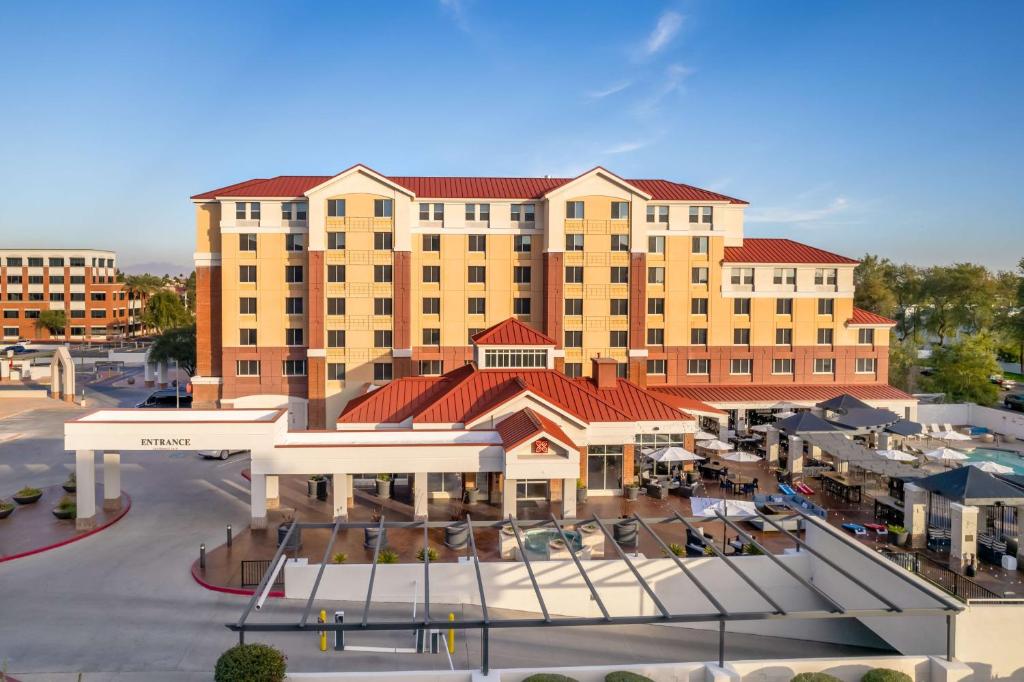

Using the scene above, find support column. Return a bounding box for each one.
[250,473,268,529]
[765,428,780,466]
[489,473,502,505]
[876,431,890,450]
[809,444,822,461]
[622,444,636,488]
[155,361,168,388]
[502,477,517,518]
[950,503,978,573]
[143,361,155,387]
[787,436,803,478]
[735,408,748,434]
[75,449,96,530]
[266,475,280,510]
[102,451,121,511]
[347,474,355,506]
[1016,504,1024,569]
[904,483,928,549]
[332,473,349,520]
[413,471,428,520]
[561,478,577,518]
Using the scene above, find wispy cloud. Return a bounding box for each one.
[585,81,632,100]
[643,11,684,57]
[746,196,853,225]
[601,140,651,155]
[439,0,471,33]
[633,63,694,116]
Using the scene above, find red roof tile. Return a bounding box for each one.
[644,392,728,416]
[337,365,475,423]
[496,407,577,451]
[571,377,692,421]
[651,384,914,405]
[722,238,858,265]
[471,318,556,346]
[848,307,897,327]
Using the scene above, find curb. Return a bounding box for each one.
[0,493,132,564]
[190,558,285,599]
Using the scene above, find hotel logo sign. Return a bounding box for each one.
[139,437,192,450]
[531,438,550,454]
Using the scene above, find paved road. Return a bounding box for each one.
[0,380,879,680]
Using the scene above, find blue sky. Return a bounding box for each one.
[1,1,1021,274]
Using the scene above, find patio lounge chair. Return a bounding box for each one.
[646,482,669,500]
[942,423,955,433]
[864,523,887,535]
[795,482,814,495]
[779,483,796,495]
[842,523,868,536]
[671,483,698,498]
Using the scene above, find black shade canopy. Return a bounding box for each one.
[886,419,924,437]
[774,412,843,434]
[829,407,901,429]
[817,394,872,412]
[916,466,1024,505]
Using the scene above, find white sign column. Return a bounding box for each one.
[332,473,349,520]
[561,477,576,517]
[75,449,96,529]
[250,473,267,529]
[413,472,428,520]
[102,451,121,510]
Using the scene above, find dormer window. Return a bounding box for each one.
[483,348,549,369]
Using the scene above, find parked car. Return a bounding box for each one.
[990,375,1017,390]
[198,449,249,460]
[136,389,192,408]
[3,344,32,355]
[1005,394,1024,412]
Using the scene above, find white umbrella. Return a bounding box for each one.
[749,424,772,433]
[773,410,796,419]
[694,430,718,441]
[876,449,917,462]
[923,447,969,462]
[693,497,758,518]
[966,461,1014,475]
[723,451,761,463]
[699,439,734,452]
[647,446,704,463]
[935,430,972,442]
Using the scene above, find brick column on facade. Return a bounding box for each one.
[392,250,414,378]
[543,252,564,371]
[622,443,636,487]
[578,446,588,485]
[306,250,327,429]
[193,264,222,408]
[628,252,647,386]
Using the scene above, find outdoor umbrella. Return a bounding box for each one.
[692,497,758,518]
[923,447,970,462]
[694,430,719,441]
[773,410,797,419]
[647,446,704,463]
[722,451,761,463]
[966,461,1014,475]
[699,439,734,451]
[935,430,972,442]
[876,449,917,462]
[749,424,772,433]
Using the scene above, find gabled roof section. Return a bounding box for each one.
[304,164,416,197]
[337,364,475,424]
[723,238,859,265]
[191,177,273,201]
[471,318,556,346]
[541,166,652,200]
[848,307,898,327]
[496,408,577,451]
[572,377,693,422]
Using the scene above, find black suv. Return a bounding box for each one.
[1005,394,1024,412]
[137,389,193,409]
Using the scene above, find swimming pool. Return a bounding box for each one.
[967,448,1024,474]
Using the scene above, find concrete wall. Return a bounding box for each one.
[954,601,1024,679]
[918,403,1024,440]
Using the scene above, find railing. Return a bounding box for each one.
[241,559,284,588]
[879,550,999,600]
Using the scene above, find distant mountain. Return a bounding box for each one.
[120,261,192,277]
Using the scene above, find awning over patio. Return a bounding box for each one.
[774,412,843,434]
[915,467,1024,506]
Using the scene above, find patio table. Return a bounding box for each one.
[822,472,863,503]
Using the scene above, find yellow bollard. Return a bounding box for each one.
[447,611,455,654]
[319,609,327,652]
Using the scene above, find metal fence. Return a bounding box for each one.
[879,550,999,600]
[241,560,284,588]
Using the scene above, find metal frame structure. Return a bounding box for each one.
[230,513,960,673]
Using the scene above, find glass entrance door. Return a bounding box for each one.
[587,446,624,490]
[516,479,549,500]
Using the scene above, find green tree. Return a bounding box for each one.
[891,263,924,341]
[888,337,918,393]
[185,270,196,310]
[148,325,196,376]
[921,264,997,345]
[923,333,1000,405]
[142,290,192,333]
[35,309,67,340]
[996,258,1024,373]
[854,254,898,319]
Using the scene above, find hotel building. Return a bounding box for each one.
[190,165,908,434]
[1,248,145,342]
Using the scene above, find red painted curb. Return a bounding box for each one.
[241,468,251,481]
[0,493,132,564]
[190,559,285,599]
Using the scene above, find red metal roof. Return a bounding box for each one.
[651,384,913,405]
[848,307,897,327]
[471,318,556,346]
[722,238,858,265]
[192,173,746,203]
[571,377,692,422]
[496,407,577,451]
[644,392,728,416]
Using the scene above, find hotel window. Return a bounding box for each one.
[6,293,22,301]
[327,265,345,282]
[817,298,834,315]
[730,358,752,375]
[513,297,532,315]
[328,363,346,381]
[3,327,19,337]
[814,358,835,374]
[647,328,664,345]
[374,297,393,315]
[564,362,583,378]
[468,266,486,283]
[70,275,85,284]
[49,292,64,302]
[773,268,796,285]
[565,298,583,315]
[25,309,41,318]
[327,232,346,250]
[49,275,64,284]
[646,359,667,375]
[691,297,708,314]
[772,358,794,375]
[373,362,393,381]
[565,266,583,284]
[814,268,838,286]
[649,267,666,284]
[6,257,22,266]
[566,234,584,251]
[734,298,751,315]
[422,234,440,252]
[70,293,84,301]
[240,328,257,345]
[610,299,628,315]
[374,232,393,250]
[687,359,710,375]
[817,328,834,345]
[566,201,584,219]
[733,328,750,345]
[282,202,307,221]
[327,199,346,217]
[239,265,256,283]
[70,257,85,267]
[647,205,669,223]
[250,203,261,220]
[240,297,258,316]
[374,199,393,217]
[235,202,246,220]
[467,328,483,343]
[467,297,486,315]
[285,233,304,252]
[611,201,629,220]
[236,360,260,377]
[419,203,444,221]
[484,349,549,368]
[514,235,532,252]
[730,267,754,285]
[468,235,486,252]
[858,328,875,344]
[3,310,17,319]
[374,265,393,283]
[423,297,441,314]
[776,298,793,315]
[648,297,665,315]
[90,309,106,318]
[616,363,629,378]
[691,267,708,285]
[328,330,346,347]
[776,328,792,345]
[285,328,304,346]
[328,297,346,315]
[285,265,303,283]
[511,203,536,222]
[239,233,257,252]
[285,297,303,315]
[856,358,877,373]
[374,329,393,347]
[611,266,629,284]
[648,236,665,254]
[283,360,307,377]
[30,293,44,301]
[419,360,443,375]
[610,234,629,251]
[423,265,440,283]
[513,266,531,284]
[691,328,708,345]
[564,330,582,347]
[691,236,709,255]
[466,203,490,222]
[689,206,712,224]
[422,328,441,345]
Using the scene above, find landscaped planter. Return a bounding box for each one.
[613,518,638,546]
[445,522,470,550]
[13,490,43,505]
[62,483,76,493]
[623,486,639,501]
[0,504,14,519]
[464,487,484,504]
[52,507,75,520]
[364,526,388,549]
[375,479,392,498]
[576,486,588,504]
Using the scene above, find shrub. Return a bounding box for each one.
[331,552,347,564]
[703,544,715,556]
[416,547,439,562]
[378,548,399,564]
[522,675,579,682]
[665,543,686,557]
[56,496,76,513]
[606,672,654,682]
[861,669,912,682]
[791,674,842,682]
[214,643,286,682]
[16,487,42,497]
[0,500,14,512]
[886,525,907,534]
[376,473,392,482]
[576,478,586,489]
[742,542,763,555]
[308,474,326,481]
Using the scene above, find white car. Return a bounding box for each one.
[198,449,249,460]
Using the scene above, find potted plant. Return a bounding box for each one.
[576,478,588,504]
[377,548,399,564]
[741,542,764,555]
[665,543,686,558]
[464,485,483,504]
[307,474,328,500]
[331,552,348,564]
[703,544,716,557]
[63,472,77,493]
[13,486,43,505]
[0,499,14,519]
[364,511,388,548]
[416,547,439,562]
[52,495,76,520]
[887,524,909,547]
[623,477,640,501]
[277,516,302,550]
[375,474,392,498]
[445,514,470,550]
[613,517,638,546]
